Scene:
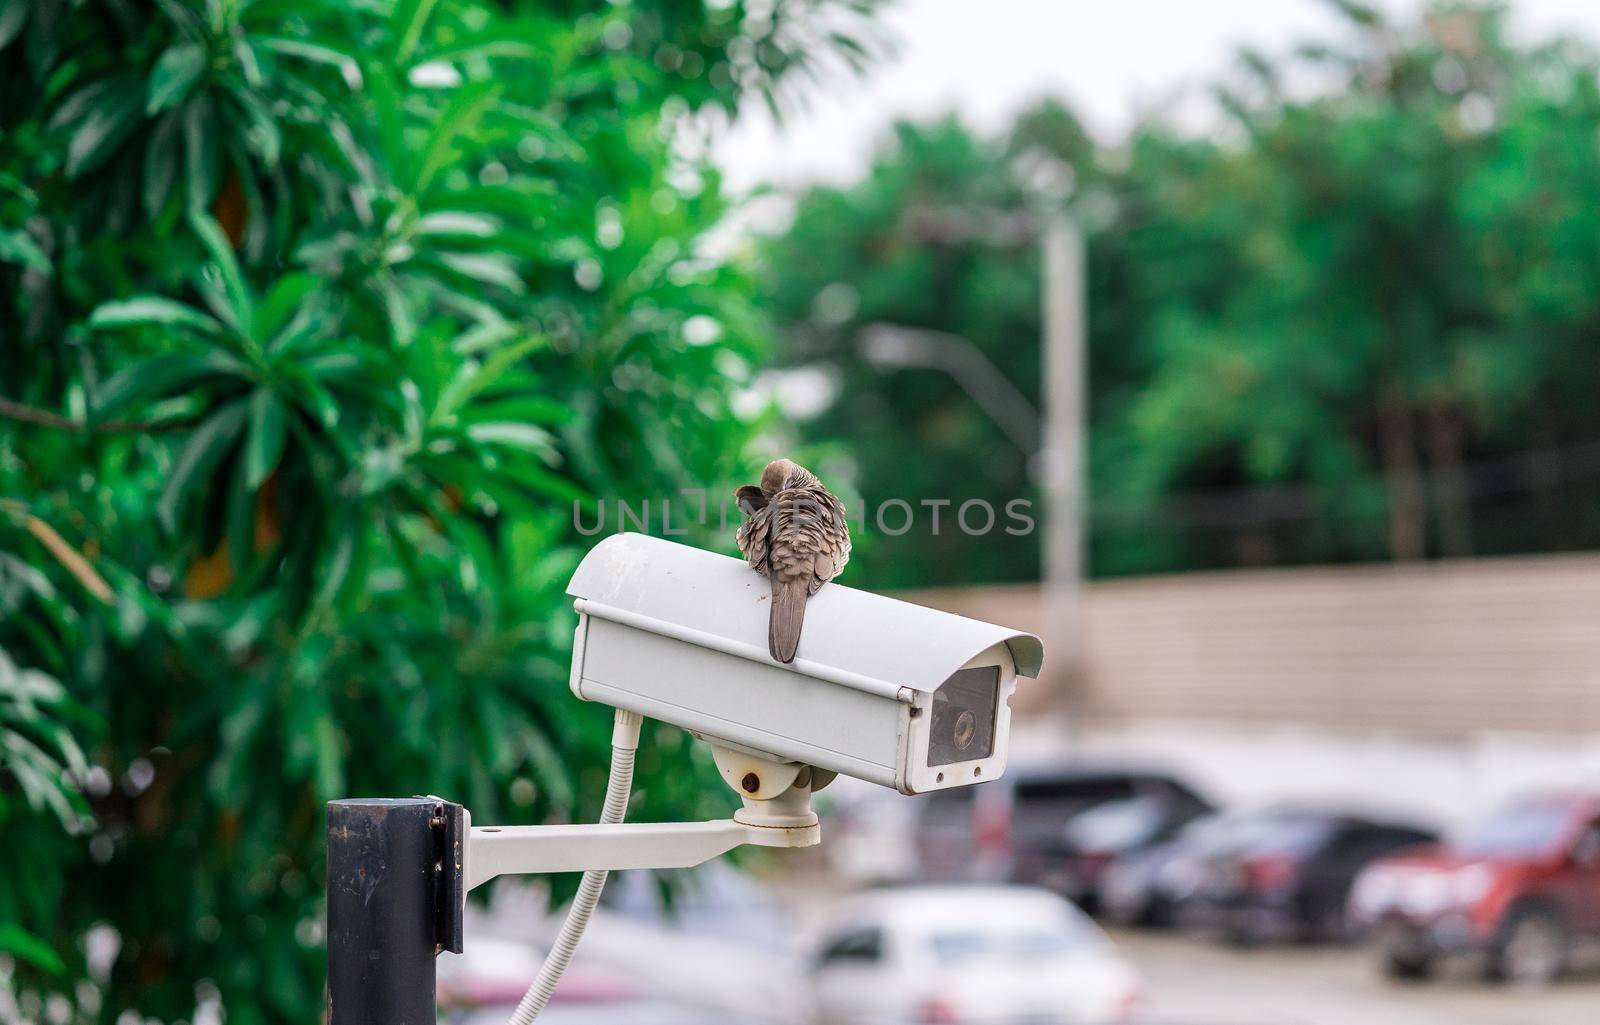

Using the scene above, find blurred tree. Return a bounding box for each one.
[0,0,885,1022]
[762,115,1061,588]
[1106,0,1600,571]
[764,1,1600,585]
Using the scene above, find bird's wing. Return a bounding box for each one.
[773,488,849,594]
[736,503,772,574]
[809,548,837,594]
[735,485,768,516]
[809,518,849,592]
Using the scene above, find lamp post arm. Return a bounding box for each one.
[857,323,1042,455]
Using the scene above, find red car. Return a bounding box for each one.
[1349,792,1600,984]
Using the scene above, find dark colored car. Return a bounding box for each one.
[1035,789,1215,913]
[913,764,1208,886]
[1350,792,1600,984]
[1100,812,1248,928]
[1181,808,1436,945]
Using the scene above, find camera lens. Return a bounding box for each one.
[952,710,976,750]
[927,666,999,767]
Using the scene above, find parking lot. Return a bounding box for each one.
[1117,928,1600,1025]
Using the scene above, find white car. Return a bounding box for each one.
[809,886,1143,1025]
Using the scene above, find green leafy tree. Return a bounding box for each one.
[0,635,94,980]
[765,1,1600,586]
[761,114,1073,588]
[1100,1,1600,571]
[1,0,884,1021]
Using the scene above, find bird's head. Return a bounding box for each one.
[760,458,805,494]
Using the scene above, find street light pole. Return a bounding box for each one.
[893,180,1088,719]
[1040,209,1086,715]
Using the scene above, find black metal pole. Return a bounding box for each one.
[327,797,464,1025]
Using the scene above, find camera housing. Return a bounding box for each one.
[566,533,1043,794]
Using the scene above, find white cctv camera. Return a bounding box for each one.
[566,532,1044,796]
[378,532,1045,1025]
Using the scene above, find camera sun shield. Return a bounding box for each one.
[566,533,1042,795]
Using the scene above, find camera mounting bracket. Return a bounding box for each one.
[462,747,822,893]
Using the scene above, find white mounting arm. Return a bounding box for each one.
[465,740,824,892]
[474,721,823,1025]
[465,814,818,891]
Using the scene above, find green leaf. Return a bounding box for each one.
[254,36,361,86]
[188,210,253,329]
[461,395,573,426]
[392,0,441,64]
[301,351,365,378]
[159,402,248,534]
[365,64,408,185]
[0,924,64,975]
[493,460,589,503]
[233,37,264,87]
[146,42,206,114]
[183,97,220,208]
[50,81,116,131]
[434,252,522,292]
[450,320,517,356]
[92,352,243,417]
[415,211,499,237]
[245,390,286,489]
[312,712,342,798]
[254,272,319,345]
[88,295,223,335]
[143,111,182,218]
[431,183,554,221]
[435,335,544,420]
[279,363,342,432]
[413,84,499,194]
[0,229,49,274]
[409,31,540,69]
[311,515,357,612]
[209,693,267,801]
[234,87,281,166]
[64,85,141,178]
[0,0,27,51]
[151,0,202,37]
[379,276,417,348]
[465,421,555,452]
[224,449,257,583]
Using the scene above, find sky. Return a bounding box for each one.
[711,0,1600,194]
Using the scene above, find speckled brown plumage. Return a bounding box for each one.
[734,458,852,663]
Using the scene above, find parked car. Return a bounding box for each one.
[1100,812,1249,928]
[809,886,1143,1025]
[1350,791,1600,984]
[1036,789,1215,912]
[914,763,1209,886]
[1181,808,1436,945]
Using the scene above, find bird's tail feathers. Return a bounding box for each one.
[769,575,807,664]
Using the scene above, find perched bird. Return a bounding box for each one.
[734,458,852,664]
